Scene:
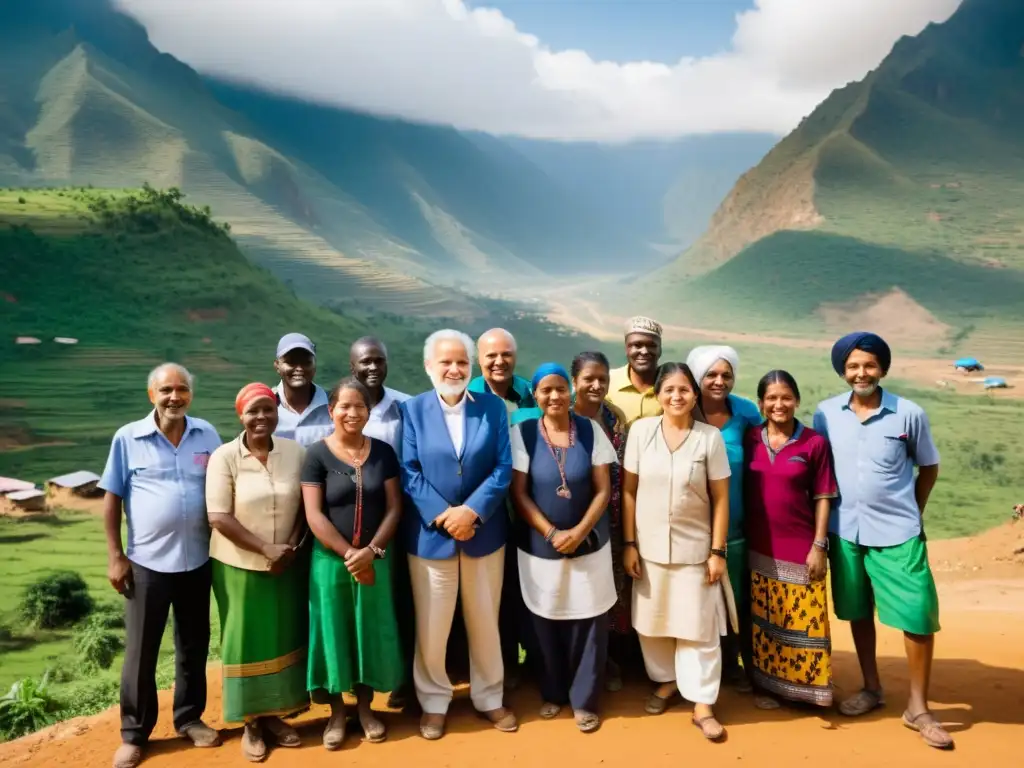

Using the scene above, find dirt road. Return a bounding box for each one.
[3,524,1022,768]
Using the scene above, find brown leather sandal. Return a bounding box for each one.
[692,714,725,741]
[478,707,519,733]
[902,711,954,750]
[644,690,678,715]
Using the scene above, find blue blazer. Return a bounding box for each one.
[399,389,512,559]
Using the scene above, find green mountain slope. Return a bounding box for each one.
[636,0,1024,353]
[0,0,653,321]
[0,186,597,482]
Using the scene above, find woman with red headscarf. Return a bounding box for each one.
[207,382,310,762]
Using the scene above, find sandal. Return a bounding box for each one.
[261,717,301,747]
[644,690,678,715]
[902,711,954,750]
[754,695,781,711]
[322,712,347,751]
[477,707,519,733]
[692,714,725,741]
[419,713,445,741]
[241,723,267,763]
[359,711,387,743]
[574,710,600,733]
[539,703,562,719]
[839,688,884,717]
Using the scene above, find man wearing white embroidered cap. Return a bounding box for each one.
[606,316,664,427]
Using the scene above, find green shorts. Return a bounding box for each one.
[828,534,940,636]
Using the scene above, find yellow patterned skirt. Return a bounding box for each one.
[749,552,833,706]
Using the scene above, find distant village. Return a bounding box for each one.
[0,471,103,518]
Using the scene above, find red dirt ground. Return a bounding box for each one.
[2,524,1022,768]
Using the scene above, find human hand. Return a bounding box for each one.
[806,546,828,582]
[623,546,642,580]
[108,553,132,595]
[444,505,479,541]
[433,508,451,530]
[262,543,294,573]
[345,547,376,577]
[552,527,585,555]
[706,553,726,585]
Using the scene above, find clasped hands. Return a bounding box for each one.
[433,505,479,541]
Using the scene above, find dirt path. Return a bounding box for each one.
[3,525,1023,768]
[542,295,1024,398]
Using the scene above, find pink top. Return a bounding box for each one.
[743,423,837,566]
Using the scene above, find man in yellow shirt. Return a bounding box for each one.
[606,316,664,426]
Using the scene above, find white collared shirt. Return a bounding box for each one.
[363,387,411,455]
[274,382,333,447]
[436,389,469,456]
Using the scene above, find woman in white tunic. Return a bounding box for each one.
[510,363,617,733]
[622,362,736,741]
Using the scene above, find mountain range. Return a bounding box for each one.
[0,0,770,322]
[630,0,1024,359]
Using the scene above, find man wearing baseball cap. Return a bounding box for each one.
[273,333,333,447]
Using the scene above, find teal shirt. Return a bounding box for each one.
[717,394,763,542]
[468,375,536,410]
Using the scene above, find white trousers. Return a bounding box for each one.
[408,547,505,714]
[638,632,722,705]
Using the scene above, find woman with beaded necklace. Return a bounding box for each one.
[301,377,403,750]
[510,362,618,733]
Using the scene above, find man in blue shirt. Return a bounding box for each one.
[273,332,333,447]
[100,363,223,768]
[813,332,951,750]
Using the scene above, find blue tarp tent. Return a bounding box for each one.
[954,357,984,371]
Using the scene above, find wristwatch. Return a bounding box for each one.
[709,547,727,559]
[813,538,829,551]
[369,544,386,559]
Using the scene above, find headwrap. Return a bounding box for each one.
[624,315,662,339]
[830,332,891,375]
[531,362,571,393]
[235,382,276,415]
[686,345,740,385]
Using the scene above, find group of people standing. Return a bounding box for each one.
[99,319,952,768]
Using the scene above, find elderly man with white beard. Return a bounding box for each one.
[398,329,517,740]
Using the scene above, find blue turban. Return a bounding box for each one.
[831,332,891,375]
[531,362,570,392]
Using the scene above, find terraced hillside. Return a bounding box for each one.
[0,0,650,321]
[633,0,1024,357]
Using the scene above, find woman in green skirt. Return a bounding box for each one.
[301,377,404,750]
[207,382,310,763]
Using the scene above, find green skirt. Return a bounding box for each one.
[212,558,310,724]
[307,541,403,698]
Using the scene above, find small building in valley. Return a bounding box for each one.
[2,488,48,516]
[46,470,103,509]
[0,477,36,495]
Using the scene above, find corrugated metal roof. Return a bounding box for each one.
[6,489,46,501]
[0,477,35,493]
[48,470,101,488]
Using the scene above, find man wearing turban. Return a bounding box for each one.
[813,332,950,750]
[606,316,664,427]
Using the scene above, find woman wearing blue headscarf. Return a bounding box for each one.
[509,363,618,733]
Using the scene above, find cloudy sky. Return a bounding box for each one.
[115,0,963,142]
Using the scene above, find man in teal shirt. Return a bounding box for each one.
[467,328,536,688]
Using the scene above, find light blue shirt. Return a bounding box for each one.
[274,382,333,447]
[812,389,940,548]
[99,412,223,573]
[363,386,411,456]
[717,394,763,542]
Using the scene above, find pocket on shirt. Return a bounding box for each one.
[875,436,907,468]
[687,457,709,502]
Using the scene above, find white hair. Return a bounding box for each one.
[477,327,517,353]
[423,329,475,367]
[147,362,194,391]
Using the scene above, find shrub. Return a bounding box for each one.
[89,602,126,630]
[0,672,60,741]
[73,620,123,671]
[19,572,94,629]
[17,197,26,204]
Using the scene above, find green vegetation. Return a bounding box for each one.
[0,672,61,742]
[19,572,94,631]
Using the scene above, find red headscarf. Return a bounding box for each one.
[235,382,276,416]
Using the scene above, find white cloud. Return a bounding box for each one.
[114,0,963,142]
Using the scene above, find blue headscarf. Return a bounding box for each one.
[831,332,891,375]
[531,362,571,392]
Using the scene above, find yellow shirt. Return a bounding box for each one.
[606,365,662,427]
[206,434,305,571]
